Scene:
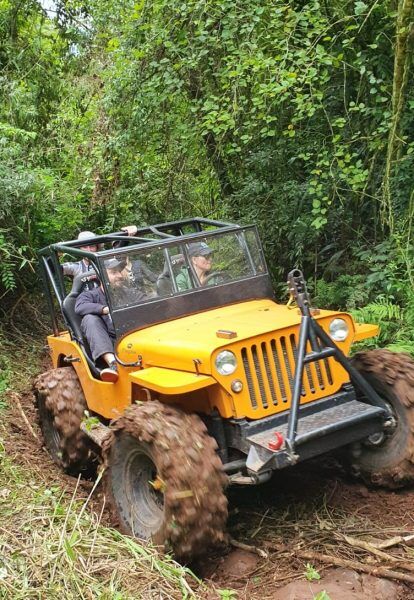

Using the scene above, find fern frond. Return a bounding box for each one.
[351,301,402,324]
[386,342,414,356]
[402,300,414,328]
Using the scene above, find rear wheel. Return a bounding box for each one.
[34,367,97,476]
[351,349,414,489]
[103,401,228,560]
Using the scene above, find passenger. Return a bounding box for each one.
[176,242,214,290]
[62,226,138,279]
[123,256,158,287]
[74,257,147,383]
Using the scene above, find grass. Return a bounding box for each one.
[0,442,204,599]
[0,323,208,599]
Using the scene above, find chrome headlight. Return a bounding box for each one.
[329,318,349,342]
[215,350,237,375]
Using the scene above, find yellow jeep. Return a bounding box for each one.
[35,218,414,559]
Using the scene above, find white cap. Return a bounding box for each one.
[77,231,96,242]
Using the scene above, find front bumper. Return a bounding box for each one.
[225,385,386,476]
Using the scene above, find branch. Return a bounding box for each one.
[229,537,268,559]
[9,392,39,441]
[297,550,414,584]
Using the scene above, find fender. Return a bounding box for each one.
[129,367,216,395]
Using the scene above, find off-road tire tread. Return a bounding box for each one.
[352,349,414,488]
[34,367,94,475]
[103,400,228,560]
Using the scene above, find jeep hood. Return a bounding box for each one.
[117,299,354,374]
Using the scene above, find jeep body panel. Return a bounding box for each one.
[117,298,357,419]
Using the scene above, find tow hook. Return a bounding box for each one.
[268,431,284,451]
[229,470,272,485]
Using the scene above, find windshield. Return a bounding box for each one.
[102,228,266,310]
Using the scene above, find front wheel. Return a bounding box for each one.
[103,401,228,560]
[351,349,414,489]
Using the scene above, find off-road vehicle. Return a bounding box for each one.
[35,218,414,559]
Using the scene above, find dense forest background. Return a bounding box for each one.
[1,0,414,351]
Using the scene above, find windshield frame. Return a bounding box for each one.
[38,220,274,340]
[96,225,273,337]
[98,225,265,302]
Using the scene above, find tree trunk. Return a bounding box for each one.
[381,0,414,231]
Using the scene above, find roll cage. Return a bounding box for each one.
[39,217,274,340]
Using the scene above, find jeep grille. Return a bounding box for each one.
[241,334,333,410]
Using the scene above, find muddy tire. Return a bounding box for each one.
[351,349,414,489]
[103,401,228,560]
[34,367,97,476]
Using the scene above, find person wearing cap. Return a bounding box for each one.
[74,257,148,382]
[176,242,214,291]
[61,225,138,279]
[61,230,99,278]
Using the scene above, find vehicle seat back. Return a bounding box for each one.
[62,271,97,342]
[156,254,184,295]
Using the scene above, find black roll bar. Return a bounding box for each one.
[285,269,393,461]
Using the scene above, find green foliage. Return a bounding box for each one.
[0,332,14,410]
[310,235,414,351]
[313,274,370,311]
[352,298,414,355]
[1,0,414,348]
[304,562,321,581]
[217,590,238,599]
[82,414,101,431]
[313,592,331,600]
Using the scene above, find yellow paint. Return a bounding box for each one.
[48,299,379,421]
[47,332,132,419]
[117,300,350,369]
[353,322,380,342]
[129,367,215,394]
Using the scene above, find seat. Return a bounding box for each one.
[62,271,97,342]
[156,253,184,296]
[130,259,158,285]
[157,273,173,295]
[61,272,102,377]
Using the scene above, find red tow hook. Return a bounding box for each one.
[268,431,284,451]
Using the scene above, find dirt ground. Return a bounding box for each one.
[5,389,414,600]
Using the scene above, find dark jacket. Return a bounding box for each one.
[75,286,107,315]
[74,286,113,329]
[75,283,149,318]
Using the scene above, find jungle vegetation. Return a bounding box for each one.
[1,0,414,351]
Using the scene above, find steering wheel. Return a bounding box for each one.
[203,271,227,285]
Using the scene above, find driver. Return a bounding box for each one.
[176,242,214,290]
[74,257,148,383]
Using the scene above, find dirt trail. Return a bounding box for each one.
[4,388,414,599]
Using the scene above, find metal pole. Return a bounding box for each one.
[312,321,393,418]
[286,315,310,452]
